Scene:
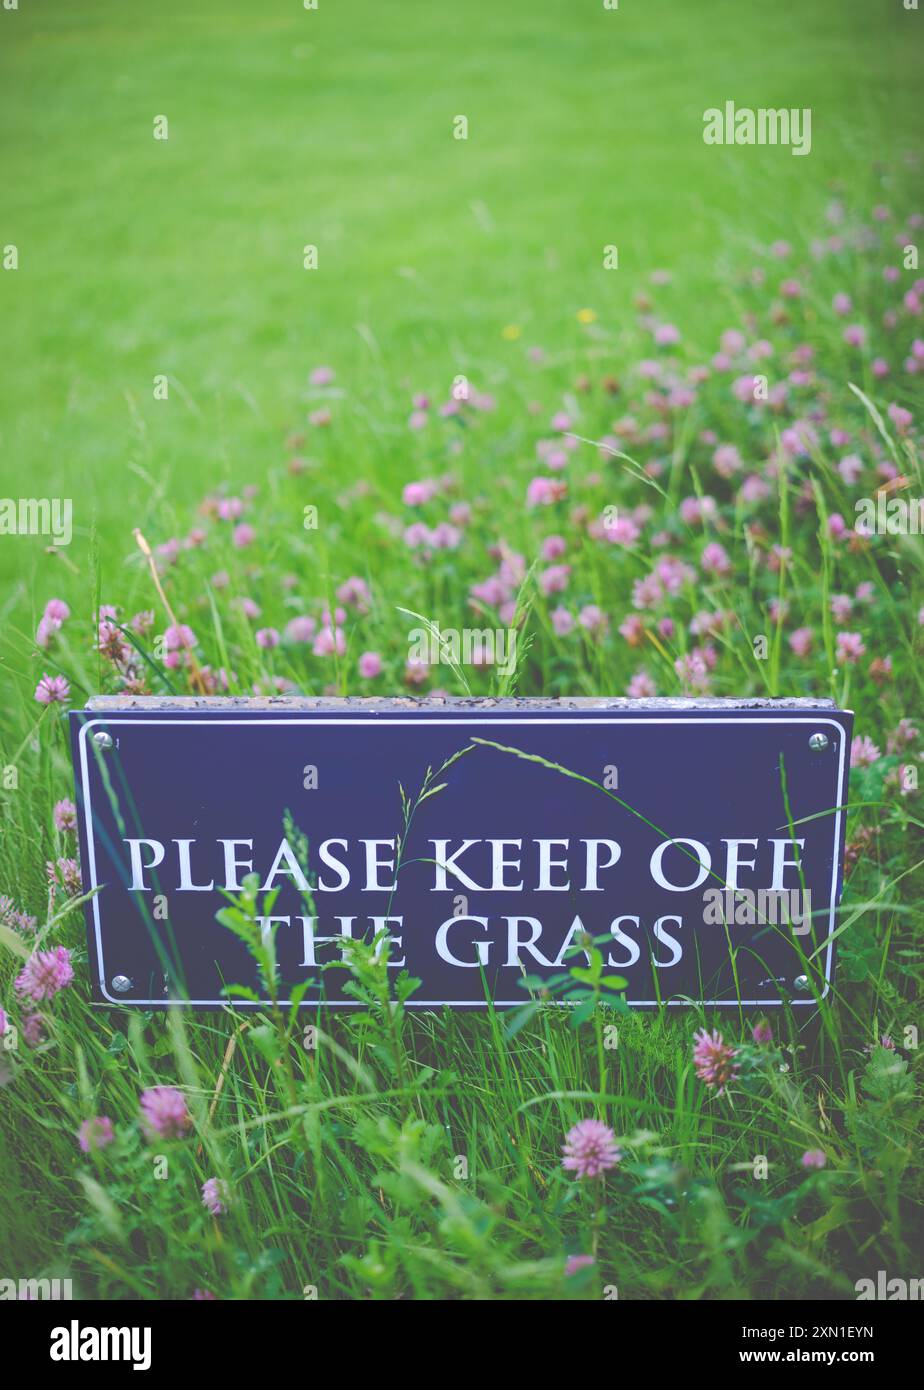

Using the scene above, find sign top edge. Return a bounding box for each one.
[80,695,847,712]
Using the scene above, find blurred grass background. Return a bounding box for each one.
[0,0,921,581]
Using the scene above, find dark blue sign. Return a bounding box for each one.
[69,700,852,1010]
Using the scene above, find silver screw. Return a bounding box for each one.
[111,975,132,994]
[794,974,810,991]
[808,732,829,751]
[93,730,114,751]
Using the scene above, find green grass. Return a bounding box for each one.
[1,0,921,559]
[0,0,923,1301]
[0,937,920,1299]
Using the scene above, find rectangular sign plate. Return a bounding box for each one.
[70,699,852,1010]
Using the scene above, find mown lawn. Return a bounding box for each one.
[1,0,920,556]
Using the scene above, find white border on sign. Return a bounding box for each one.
[78,716,847,1007]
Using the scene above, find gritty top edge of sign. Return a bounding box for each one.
[83,695,844,712]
